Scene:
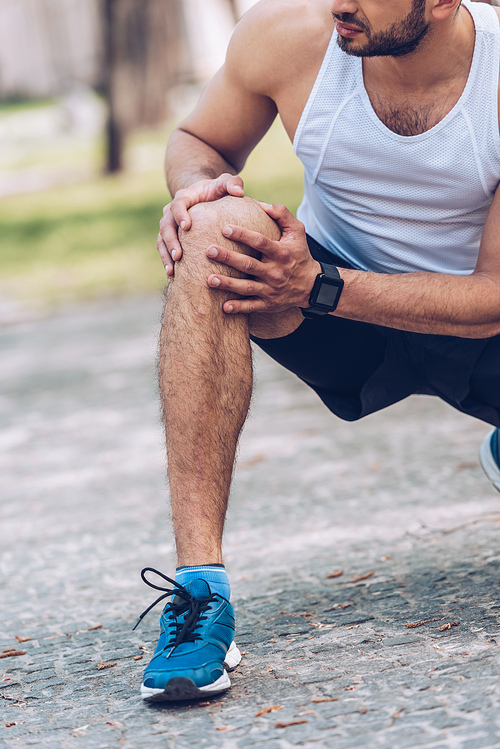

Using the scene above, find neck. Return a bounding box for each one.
[364,4,475,93]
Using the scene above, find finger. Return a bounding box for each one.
[221,224,278,256]
[169,194,193,232]
[156,233,174,276]
[257,202,298,231]
[207,273,264,297]
[223,297,268,315]
[159,214,184,263]
[206,245,264,275]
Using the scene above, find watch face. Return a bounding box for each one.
[316,279,341,307]
[307,265,344,314]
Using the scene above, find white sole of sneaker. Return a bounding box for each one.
[223,641,242,670]
[479,429,500,493]
[140,641,242,702]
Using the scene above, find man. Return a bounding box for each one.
[135,0,500,701]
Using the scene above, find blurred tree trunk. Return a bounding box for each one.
[102,0,188,174]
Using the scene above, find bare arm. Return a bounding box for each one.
[336,270,500,339]
[165,130,240,197]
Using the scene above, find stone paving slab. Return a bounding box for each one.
[1,295,500,748]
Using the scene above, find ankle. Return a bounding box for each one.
[175,564,231,601]
[176,549,224,567]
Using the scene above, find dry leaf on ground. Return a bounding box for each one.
[239,453,266,469]
[255,705,283,717]
[275,720,308,728]
[352,571,376,583]
[391,707,406,724]
[405,618,443,628]
[0,650,26,659]
[454,461,479,471]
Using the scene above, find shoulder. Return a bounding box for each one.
[225,0,333,97]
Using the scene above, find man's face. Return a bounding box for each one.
[332,0,430,58]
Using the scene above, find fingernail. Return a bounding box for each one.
[207,247,218,258]
[223,225,233,237]
[260,202,272,209]
[210,276,221,287]
[226,304,234,313]
[165,265,171,275]
[171,250,177,261]
[180,221,186,230]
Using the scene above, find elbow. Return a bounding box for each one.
[458,319,500,339]
[463,273,500,338]
[476,323,500,339]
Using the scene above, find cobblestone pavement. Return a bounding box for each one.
[2,295,500,749]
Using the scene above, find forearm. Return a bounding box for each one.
[336,268,500,338]
[165,129,238,196]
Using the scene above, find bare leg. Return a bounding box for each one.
[159,196,294,566]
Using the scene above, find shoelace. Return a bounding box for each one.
[133,567,217,653]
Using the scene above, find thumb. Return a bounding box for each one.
[226,175,245,196]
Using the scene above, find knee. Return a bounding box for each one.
[179,196,280,268]
[188,195,279,238]
[169,195,280,309]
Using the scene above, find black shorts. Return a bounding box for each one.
[251,235,500,425]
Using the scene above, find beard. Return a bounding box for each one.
[334,0,431,58]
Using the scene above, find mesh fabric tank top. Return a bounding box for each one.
[293,0,500,274]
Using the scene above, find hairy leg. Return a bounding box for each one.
[159,195,292,566]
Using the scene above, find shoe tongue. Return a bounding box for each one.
[187,578,211,600]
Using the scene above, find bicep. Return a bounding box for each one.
[178,63,277,173]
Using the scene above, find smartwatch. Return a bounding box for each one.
[301,262,344,318]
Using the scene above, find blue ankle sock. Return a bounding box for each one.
[175,564,231,601]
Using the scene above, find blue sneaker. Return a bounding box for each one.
[134,568,241,702]
[479,428,500,493]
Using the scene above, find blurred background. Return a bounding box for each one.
[0,0,304,322]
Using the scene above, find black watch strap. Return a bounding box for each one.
[301,262,344,318]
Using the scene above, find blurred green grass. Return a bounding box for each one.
[0,118,304,310]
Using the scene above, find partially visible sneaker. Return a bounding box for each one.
[134,568,241,702]
[479,428,500,493]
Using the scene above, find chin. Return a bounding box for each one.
[336,36,366,56]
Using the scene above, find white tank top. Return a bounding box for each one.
[293,0,500,274]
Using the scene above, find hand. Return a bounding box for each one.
[157,173,245,276]
[205,203,321,314]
